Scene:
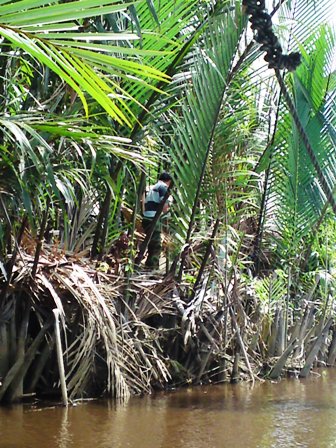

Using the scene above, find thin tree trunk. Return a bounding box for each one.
[253,164,271,274]
[0,322,9,379]
[7,302,31,401]
[31,203,50,279]
[229,306,255,386]
[53,309,68,407]
[191,218,220,299]
[0,214,27,299]
[230,342,240,384]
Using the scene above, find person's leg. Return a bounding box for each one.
[140,218,152,267]
[141,218,162,269]
[146,226,162,269]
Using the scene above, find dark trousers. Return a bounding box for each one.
[142,217,162,269]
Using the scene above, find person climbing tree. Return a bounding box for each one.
[141,172,172,269]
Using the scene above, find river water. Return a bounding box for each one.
[1,369,336,448]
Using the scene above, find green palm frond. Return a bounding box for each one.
[261,24,336,261]
[162,3,247,239]
[279,0,335,51]
[0,0,171,124]
[113,0,228,132]
[0,115,148,232]
[252,269,288,313]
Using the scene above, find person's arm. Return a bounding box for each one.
[163,201,170,214]
[159,185,170,214]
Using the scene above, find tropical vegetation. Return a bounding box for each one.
[0,0,335,404]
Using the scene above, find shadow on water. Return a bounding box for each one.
[1,369,336,448]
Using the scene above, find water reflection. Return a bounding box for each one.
[57,408,71,448]
[1,370,336,448]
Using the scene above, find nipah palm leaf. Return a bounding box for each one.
[109,0,227,134]
[0,0,170,124]
[0,116,147,232]
[166,2,247,240]
[278,0,336,52]
[261,24,336,260]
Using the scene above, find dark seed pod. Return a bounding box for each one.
[255,29,274,44]
[273,47,283,57]
[264,53,272,63]
[251,21,261,30]
[272,52,282,63]
[268,60,277,69]
[277,56,287,69]
[264,21,273,31]
[280,55,289,68]
[253,13,265,21]
[258,12,271,22]
[255,31,266,43]
[260,44,272,52]
[273,41,282,52]
[244,0,301,71]
[286,52,301,71]
[269,34,279,46]
[256,0,265,9]
[248,6,260,15]
[261,32,278,46]
[245,4,257,14]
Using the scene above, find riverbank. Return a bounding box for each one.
[0,245,335,405]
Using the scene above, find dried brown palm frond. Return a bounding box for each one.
[129,272,176,320]
[0,246,175,403]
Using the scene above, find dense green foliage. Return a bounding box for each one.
[0,0,336,395]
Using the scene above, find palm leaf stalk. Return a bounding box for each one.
[191,218,220,300]
[176,129,219,282]
[0,204,27,299]
[253,163,271,274]
[91,160,124,258]
[253,88,283,273]
[31,199,50,279]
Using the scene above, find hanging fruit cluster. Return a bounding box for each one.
[242,0,301,71]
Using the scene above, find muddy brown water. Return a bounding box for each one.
[1,369,336,448]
